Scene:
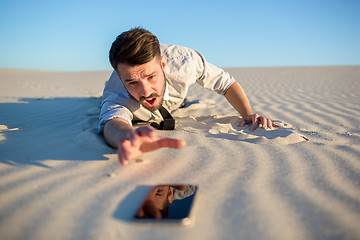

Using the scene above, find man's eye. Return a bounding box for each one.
[128,82,137,85]
[155,189,164,196]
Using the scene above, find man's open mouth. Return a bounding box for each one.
[140,93,161,110]
[146,98,156,105]
[142,97,158,109]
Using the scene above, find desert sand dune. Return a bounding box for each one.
[0,66,359,239]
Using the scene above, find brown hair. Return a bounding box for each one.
[109,27,161,70]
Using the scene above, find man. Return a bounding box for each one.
[99,27,277,165]
[135,185,194,219]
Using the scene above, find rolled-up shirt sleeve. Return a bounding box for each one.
[194,50,235,95]
[98,71,134,134]
[163,45,235,99]
[98,100,133,133]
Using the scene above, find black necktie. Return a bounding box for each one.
[150,106,175,130]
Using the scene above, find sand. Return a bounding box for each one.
[0,66,359,240]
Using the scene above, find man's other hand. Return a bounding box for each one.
[239,114,279,131]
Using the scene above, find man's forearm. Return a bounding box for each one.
[103,118,134,148]
[224,82,254,117]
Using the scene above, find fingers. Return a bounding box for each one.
[156,138,186,149]
[118,141,129,165]
[239,115,253,127]
[135,126,156,139]
[258,116,271,130]
[117,126,186,165]
[251,114,259,131]
[239,117,246,127]
[139,137,186,154]
[241,114,279,131]
[118,130,145,165]
[118,138,137,165]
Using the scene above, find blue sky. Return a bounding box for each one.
[0,0,359,71]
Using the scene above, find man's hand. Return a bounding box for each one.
[117,126,186,165]
[239,114,279,131]
[224,82,279,131]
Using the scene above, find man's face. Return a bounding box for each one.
[117,56,166,111]
[135,186,173,219]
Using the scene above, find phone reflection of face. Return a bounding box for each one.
[135,186,174,219]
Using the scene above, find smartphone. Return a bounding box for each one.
[134,184,198,226]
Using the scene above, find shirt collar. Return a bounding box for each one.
[163,81,170,101]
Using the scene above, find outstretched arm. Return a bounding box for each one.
[103,118,186,165]
[224,82,278,130]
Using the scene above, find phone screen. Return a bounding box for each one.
[134,185,198,225]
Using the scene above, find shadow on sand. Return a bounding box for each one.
[0,97,114,167]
